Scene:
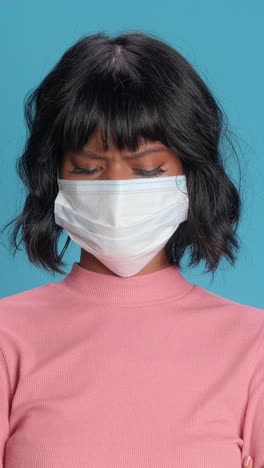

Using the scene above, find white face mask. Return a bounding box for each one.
[54,173,189,277]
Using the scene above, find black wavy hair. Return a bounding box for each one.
[0,30,243,277]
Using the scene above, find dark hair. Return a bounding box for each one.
[0,30,243,277]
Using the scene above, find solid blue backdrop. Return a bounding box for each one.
[0,0,263,307]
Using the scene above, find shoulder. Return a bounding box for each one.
[0,281,59,314]
[0,281,60,350]
[191,283,264,327]
[0,283,51,399]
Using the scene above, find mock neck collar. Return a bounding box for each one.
[61,262,195,306]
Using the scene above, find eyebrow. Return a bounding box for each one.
[78,146,166,160]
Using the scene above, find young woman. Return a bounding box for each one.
[0,31,263,468]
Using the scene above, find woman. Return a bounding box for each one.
[0,31,263,468]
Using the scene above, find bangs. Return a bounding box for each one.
[53,71,168,157]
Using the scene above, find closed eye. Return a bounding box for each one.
[68,166,167,177]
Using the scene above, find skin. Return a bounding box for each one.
[59,130,258,466]
[243,457,254,467]
[59,129,184,276]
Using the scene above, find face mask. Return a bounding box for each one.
[54,173,189,277]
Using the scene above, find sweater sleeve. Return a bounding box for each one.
[241,330,264,468]
[0,348,10,468]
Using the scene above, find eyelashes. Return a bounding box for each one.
[69,166,167,177]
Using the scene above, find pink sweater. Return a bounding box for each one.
[0,262,264,467]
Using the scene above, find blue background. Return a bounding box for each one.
[0,0,263,307]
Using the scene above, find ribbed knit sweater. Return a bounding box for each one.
[0,262,264,467]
